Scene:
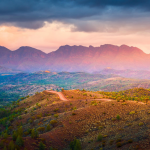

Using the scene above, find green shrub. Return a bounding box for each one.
[39,141,45,150]
[46,124,51,131]
[12,131,17,141]
[8,141,15,150]
[15,135,24,147]
[116,142,122,147]
[97,133,103,141]
[54,114,59,118]
[129,111,135,115]
[116,114,120,120]
[3,146,7,150]
[139,122,144,126]
[31,128,39,138]
[70,139,81,150]
[50,120,57,126]
[37,127,45,133]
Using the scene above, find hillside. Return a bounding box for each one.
[2,72,150,105]
[0,89,150,150]
[1,44,150,72]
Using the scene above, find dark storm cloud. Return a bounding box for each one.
[0,0,150,30]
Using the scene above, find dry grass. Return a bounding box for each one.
[2,90,150,150]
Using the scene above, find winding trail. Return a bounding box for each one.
[45,90,68,101]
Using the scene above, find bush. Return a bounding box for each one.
[12,131,17,141]
[15,135,24,147]
[54,114,59,118]
[50,120,57,126]
[39,141,45,150]
[31,128,39,138]
[70,139,81,150]
[129,111,135,115]
[97,133,103,141]
[116,142,122,147]
[139,122,144,126]
[37,127,45,133]
[8,141,15,150]
[116,114,120,120]
[49,147,53,150]
[46,124,51,131]
[3,146,7,150]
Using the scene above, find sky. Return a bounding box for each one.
[0,0,150,53]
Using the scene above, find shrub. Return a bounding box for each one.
[39,141,45,150]
[128,139,133,143]
[12,131,17,141]
[72,112,76,115]
[116,114,120,120]
[37,127,45,133]
[54,108,59,112]
[139,122,144,126]
[97,133,103,141]
[8,141,15,150]
[70,139,81,150]
[17,126,23,136]
[31,128,39,138]
[116,142,122,147]
[83,93,87,96]
[129,111,135,115]
[50,120,57,126]
[0,140,4,148]
[73,107,77,110]
[3,132,8,139]
[54,114,58,118]
[49,147,53,150]
[3,146,7,150]
[46,124,51,131]
[16,135,24,147]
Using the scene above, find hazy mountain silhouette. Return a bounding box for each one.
[0,44,150,72]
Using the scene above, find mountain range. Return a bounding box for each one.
[0,44,150,72]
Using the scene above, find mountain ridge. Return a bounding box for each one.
[0,44,150,72]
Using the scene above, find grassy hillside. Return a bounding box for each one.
[0,89,150,149]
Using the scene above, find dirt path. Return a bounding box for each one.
[45,90,68,101]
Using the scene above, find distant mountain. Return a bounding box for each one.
[0,44,150,72]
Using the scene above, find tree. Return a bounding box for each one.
[15,135,24,147]
[39,141,45,150]
[17,126,23,136]
[8,141,15,150]
[31,128,39,138]
[70,139,81,150]
[12,131,17,141]
[3,146,7,150]
[46,124,51,131]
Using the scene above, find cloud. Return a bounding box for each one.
[0,0,150,32]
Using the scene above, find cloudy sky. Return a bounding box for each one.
[0,0,150,53]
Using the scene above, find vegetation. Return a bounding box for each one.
[0,88,150,149]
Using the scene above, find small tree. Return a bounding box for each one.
[31,128,39,138]
[39,141,45,150]
[49,147,53,150]
[70,139,81,150]
[97,133,103,141]
[116,114,120,120]
[8,141,15,150]
[46,124,51,131]
[3,146,7,150]
[15,135,24,147]
[12,131,17,141]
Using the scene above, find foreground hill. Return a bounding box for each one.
[0,44,150,72]
[1,89,150,149]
